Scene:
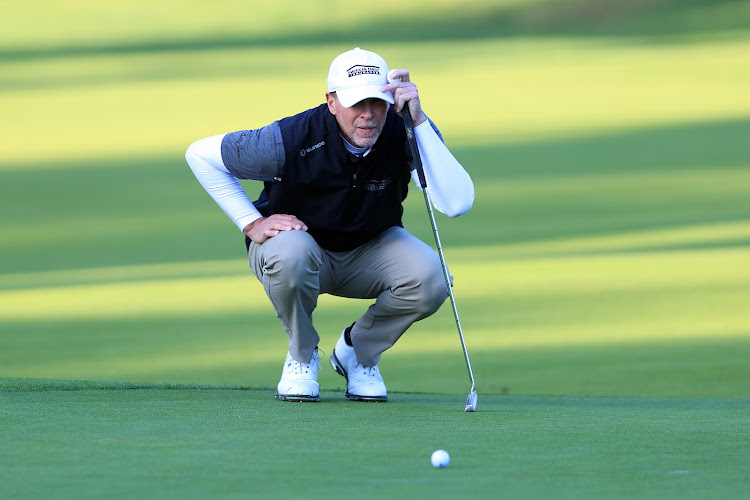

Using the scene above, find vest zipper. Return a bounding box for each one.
[352,163,362,188]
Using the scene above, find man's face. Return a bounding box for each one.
[326,93,389,148]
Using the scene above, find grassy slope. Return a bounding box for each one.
[1,0,749,397]
[2,118,748,397]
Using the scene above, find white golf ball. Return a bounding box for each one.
[431,449,450,468]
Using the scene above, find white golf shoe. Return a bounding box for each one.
[330,329,387,402]
[276,349,323,402]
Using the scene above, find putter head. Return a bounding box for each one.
[465,391,478,412]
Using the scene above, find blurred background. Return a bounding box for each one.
[1,0,749,397]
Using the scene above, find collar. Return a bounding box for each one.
[341,137,371,157]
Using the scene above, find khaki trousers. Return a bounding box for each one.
[248,226,448,366]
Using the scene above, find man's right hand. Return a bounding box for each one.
[243,214,308,244]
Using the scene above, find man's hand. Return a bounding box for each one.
[380,69,427,127]
[243,214,308,244]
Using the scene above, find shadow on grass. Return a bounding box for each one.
[2,0,747,62]
[459,117,750,181]
[0,378,266,392]
[386,335,750,398]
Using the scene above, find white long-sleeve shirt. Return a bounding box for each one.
[185,117,474,233]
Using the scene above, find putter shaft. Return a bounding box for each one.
[422,186,476,391]
[402,106,477,411]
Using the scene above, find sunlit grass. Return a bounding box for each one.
[3,237,747,344]
[0,0,520,48]
[3,38,750,168]
[456,220,750,258]
[0,276,268,321]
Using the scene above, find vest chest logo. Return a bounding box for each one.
[300,140,325,157]
[364,177,392,191]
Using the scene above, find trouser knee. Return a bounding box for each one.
[409,258,449,317]
[262,231,322,289]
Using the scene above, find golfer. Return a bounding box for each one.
[186,47,474,402]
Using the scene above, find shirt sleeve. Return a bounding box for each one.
[411,119,475,217]
[185,133,263,232]
[220,122,286,182]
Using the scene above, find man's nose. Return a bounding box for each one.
[358,100,376,118]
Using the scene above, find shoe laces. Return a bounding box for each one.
[357,363,381,379]
[289,348,325,375]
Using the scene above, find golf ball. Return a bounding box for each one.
[431,449,450,468]
[387,72,402,84]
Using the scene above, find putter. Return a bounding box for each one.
[401,105,478,412]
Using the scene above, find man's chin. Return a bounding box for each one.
[354,135,379,148]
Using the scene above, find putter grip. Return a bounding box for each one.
[402,106,428,189]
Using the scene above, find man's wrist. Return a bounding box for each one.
[243,217,265,235]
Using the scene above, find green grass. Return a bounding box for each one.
[2,382,750,499]
[2,0,750,498]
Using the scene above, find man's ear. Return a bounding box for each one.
[326,92,338,115]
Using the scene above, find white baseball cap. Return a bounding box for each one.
[327,47,395,108]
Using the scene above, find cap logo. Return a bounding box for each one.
[347,65,380,78]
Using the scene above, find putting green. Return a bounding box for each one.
[1,381,749,499]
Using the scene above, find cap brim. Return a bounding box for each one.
[336,85,394,108]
